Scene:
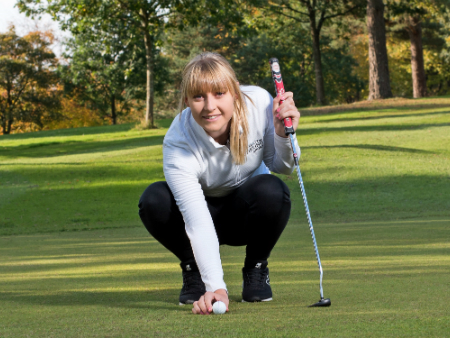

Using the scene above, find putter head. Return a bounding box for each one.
[308,298,331,307]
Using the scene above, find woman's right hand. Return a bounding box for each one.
[192,289,229,315]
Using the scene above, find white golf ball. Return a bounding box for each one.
[212,301,226,315]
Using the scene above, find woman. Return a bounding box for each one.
[138,52,300,315]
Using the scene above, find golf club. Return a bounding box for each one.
[269,58,331,308]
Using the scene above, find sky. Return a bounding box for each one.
[0,0,68,56]
[0,0,24,33]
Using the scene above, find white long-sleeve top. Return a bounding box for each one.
[162,85,300,292]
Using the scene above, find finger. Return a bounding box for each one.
[204,293,215,313]
[198,296,209,315]
[273,93,288,113]
[276,104,298,119]
[282,91,294,99]
[275,98,295,115]
[192,299,204,315]
[277,99,298,116]
[273,96,281,114]
[282,96,295,106]
[214,293,230,310]
[277,96,295,109]
[192,301,202,315]
[277,110,300,123]
[273,95,281,104]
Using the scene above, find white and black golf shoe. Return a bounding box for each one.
[242,262,273,302]
[178,261,206,305]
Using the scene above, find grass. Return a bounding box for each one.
[1,98,449,337]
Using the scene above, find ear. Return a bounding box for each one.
[184,97,189,107]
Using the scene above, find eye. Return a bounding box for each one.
[216,91,226,97]
[193,94,203,100]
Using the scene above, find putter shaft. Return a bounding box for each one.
[288,133,325,300]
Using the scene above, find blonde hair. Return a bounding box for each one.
[179,52,250,165]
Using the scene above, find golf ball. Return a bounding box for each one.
[212,301,226,315]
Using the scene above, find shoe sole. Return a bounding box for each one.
[241,297,272,303]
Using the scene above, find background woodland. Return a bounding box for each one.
[1,0,449,134]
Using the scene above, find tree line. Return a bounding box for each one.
[1,0,449,134]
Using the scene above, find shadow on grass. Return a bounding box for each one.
[312,108,450,124]
[0,161,162,183]
[0,123,138,141]
[298,121,450,136]
[281,172,450,225]
[1,160,450,235]
[0,134,165,160]
[301,100,450,116]
[0,177,163,235]
[0,119,175,141]
[302,144,434,154]
[0,289,181,310]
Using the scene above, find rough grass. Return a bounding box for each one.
[0,98,449,337]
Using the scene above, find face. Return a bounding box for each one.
[185,90,235,144]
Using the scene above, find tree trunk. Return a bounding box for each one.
[310,25,326,105]
[308,8,326,106]
[366,0,392,100]
[5,115,13,134]
[143,21,154,128]
[407,16,427,98]
[3,92,13,134]
[111,94,117,125]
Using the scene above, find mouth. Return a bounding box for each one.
[202,115,220,121]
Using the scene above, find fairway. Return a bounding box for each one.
[1,220,449,337]
[1,98,450,337]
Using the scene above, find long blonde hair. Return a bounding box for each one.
[179,52,250,165]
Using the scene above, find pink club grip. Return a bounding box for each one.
[269,58,294,135]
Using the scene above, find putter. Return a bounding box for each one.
[269,58,331,308]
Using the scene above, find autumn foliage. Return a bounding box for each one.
[2,1,450,135]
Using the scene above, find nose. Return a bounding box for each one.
[204,93,217,112]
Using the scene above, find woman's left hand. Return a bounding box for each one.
[272,92,300,138]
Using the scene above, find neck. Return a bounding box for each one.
[213,132,229,145]
[208,120,232,145]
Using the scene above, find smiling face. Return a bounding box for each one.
[179,53,246,154]
[185,90,235,145]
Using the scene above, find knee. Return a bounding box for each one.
[253,175,291,205]
[138,181,173,223]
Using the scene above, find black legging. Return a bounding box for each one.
[138,174,291,267]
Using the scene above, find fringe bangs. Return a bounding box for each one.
[186,62,234,97]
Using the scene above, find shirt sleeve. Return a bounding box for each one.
[261,93,301,174]
[163,142,227,292]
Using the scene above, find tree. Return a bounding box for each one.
[367,0,393,100]
[18,0,245,128]
[164,16,362,109]
[253,0,365,105]
[0,27,60,134]
[60,17,147,125]
[387,0,450,98]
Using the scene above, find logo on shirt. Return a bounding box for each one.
[247,139,263,154]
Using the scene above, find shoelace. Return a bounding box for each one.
[182,271,205,290]
[244,269,267,286]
